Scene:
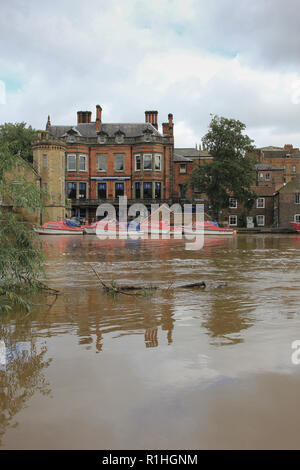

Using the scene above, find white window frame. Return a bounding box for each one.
[99,135,106,144]
[256,215,265,226]
[97,154,107,172]
[79,154,87,172]
[135,154,141,171]
[295,193,300,204]
[265,173,270,181]
[292,165,297,173]
[256,197,265,208]
[143,154,152,171]
[67,154,76,172]
[154,154,161,171]
[294,214,300,223]
[229,197,237,209]
[229,215,237,226]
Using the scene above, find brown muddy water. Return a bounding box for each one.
[1,234,300,449]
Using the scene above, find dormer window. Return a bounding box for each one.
[116,134,124,144]
[69,135,75,143]
[99,135,105,144]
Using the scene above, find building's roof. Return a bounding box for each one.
[255,164,285,171]
[173,153,193,162]
[259,146,284,151]
[174,148,212,159]
[48,122,161,139]
[278,176,300,193]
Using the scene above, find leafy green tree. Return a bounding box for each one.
[190,115,257,221]
[0,140,44,312]
[0,123,37,163]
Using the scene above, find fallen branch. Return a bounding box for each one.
[89,265,207,296]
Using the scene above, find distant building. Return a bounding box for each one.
[274,175,300,229]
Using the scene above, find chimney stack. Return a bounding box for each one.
[77,111,92,124]
[96,104,102,132]
[145,110,158,130]
[162,113,174,137]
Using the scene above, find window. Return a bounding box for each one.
[143,154,152,170]
[294,214,300,223]
[143,182,152,199]
[145,134,151,142]
[79,155,87,171]
[265,173,270,181]
[259,173,264,179]
[135,155,141,171]
[179,163,187,174]
[114,154,124,171]
[67,182,76,199]
[98,183,107,199]
[67,155,76,171]
[155,182,161,199]
[256,215,265,226]
[229,198,237,209]
[68,135,75,143]
[295,193,300,204]
[43,154,47,169]
[79,182,86,199]
[97,154,107,172]
[229,215,237,226]
[99,135,105,144]
[135,182,141,199]
[257,197,265,208]
[292,165,297,173]
[116,134,124,144]
[155,154,161,171]
[115,182,124,197]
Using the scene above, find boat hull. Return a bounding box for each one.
[34,228,83,235]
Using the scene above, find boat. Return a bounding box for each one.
[90,219,144,236]
[172,221,236,236]
[290,222,300,232]
[140,220,170,235]
[34,219,84,235]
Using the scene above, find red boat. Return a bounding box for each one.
[290,222,300,232]
[34,219,87,235]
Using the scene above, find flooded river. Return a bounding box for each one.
[1,234,300,449]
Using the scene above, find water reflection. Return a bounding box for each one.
[0,314,52,446]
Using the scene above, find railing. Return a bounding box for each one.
[69,198,174,206]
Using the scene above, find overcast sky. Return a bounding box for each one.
[1,0,300,148]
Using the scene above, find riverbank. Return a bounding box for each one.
[237,227,296,234]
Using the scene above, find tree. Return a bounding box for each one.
[0,122,37,163]
[190,115,257,221]
[0,140,44,312]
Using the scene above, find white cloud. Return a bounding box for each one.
[1,0,300,148]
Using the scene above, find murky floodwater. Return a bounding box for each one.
[1,234,300,449]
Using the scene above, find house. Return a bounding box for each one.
[33,106,175,222]
[274,174,300,229]
[226,164,285,228]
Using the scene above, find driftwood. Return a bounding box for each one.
[90,265,207,296]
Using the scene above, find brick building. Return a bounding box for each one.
[274,175,300,229]
[225,164,285,228]
[256,145,300,184]
[33,105,175,222]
